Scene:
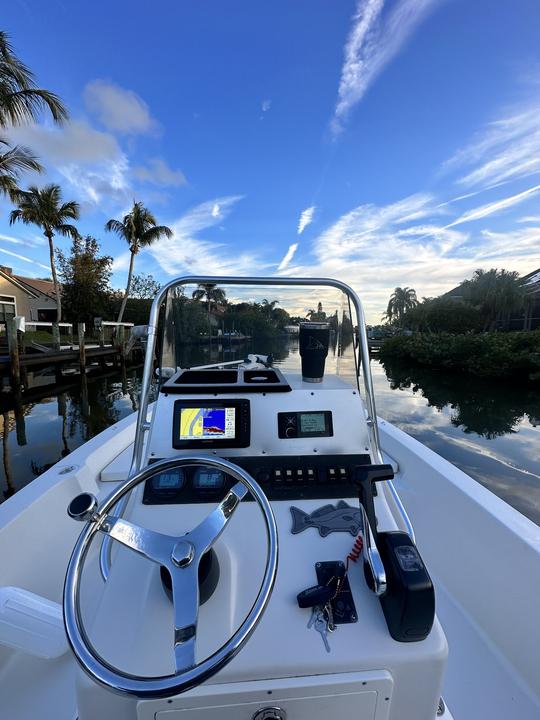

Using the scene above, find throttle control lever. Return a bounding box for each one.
[352,464,394,597]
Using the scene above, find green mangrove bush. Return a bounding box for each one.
[379,330,540,381]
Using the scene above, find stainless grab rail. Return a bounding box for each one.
[99,276,414,580]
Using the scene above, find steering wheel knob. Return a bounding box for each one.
[67,493,98,522]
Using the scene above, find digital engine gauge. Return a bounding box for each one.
[193,468,225,491]
[150,469,185,496]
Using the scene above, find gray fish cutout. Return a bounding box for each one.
[290,501,361,537]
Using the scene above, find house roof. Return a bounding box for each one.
[522,267,540,288]
[14,275,56,299]
[0,267,56,302]
[444,267,540,298]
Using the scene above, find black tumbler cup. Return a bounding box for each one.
[299,322,330,383]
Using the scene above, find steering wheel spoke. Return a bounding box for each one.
[101,516,177,566]
[189,482,248,554]
[168,563,200,672]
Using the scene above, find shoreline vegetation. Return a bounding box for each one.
[379,330,540,383]
[378,270,539,383]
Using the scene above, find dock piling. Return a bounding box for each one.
[78,323,86,373]
[52,322,61,351]
[6,318,21,390]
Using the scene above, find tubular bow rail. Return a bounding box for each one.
[99,276,414,581]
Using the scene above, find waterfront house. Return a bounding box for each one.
[0,266,58,324]
[444,266,540,331]
[519,267,540,330]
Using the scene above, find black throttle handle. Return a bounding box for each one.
[352,464,394,542]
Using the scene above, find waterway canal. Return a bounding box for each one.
[1,337,538,525]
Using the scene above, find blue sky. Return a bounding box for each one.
[1,0,540,321]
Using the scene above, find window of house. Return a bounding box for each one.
[0,296,16,323]
[37,308,57,321]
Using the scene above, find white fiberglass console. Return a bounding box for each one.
[66,276,447,720]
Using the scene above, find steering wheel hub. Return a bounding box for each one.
[171,539,195,567]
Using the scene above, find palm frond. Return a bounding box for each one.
[56,223,80,240]
[139,224,173,247]
[58,199,80,221]
[0,31,68,128]
[104,219,127,236]
[9,207,27,225]
[0,142,42,174]
[0,142,42,200]
[0,89,68,128]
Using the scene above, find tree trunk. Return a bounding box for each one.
[45,230,62,323]
[117,250,136,323]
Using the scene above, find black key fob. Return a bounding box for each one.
[297,584,334,609]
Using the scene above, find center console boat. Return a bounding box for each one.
[0,277,538,720]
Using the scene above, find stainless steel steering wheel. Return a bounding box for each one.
[63,456,278,699]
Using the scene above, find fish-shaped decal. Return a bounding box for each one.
[290,501,361,537]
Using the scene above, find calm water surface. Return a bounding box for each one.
[1,338,538,525]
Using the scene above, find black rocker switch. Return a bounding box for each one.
[352,464,394,542]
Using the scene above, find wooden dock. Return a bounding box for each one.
[1,318,140,390]
[0,344,128,370]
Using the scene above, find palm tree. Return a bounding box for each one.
[192,283,227,338]
[306,302,326,321]
[460,269,527,331]
[261,298,279,318]
[10,184,80,321]
[0,31,67,203]
[384,287,419,326]
[0,139,41,201]
[0,31,67,128]
[105,202,173,322]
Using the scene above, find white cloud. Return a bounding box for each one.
[284,187,540,322]
[133,157,187,187]
[277,243,299,271]
[443,101,540,188]
[0,234,25,245]
[315,192,439,260]
[447,184,540,228]
[8,118,122,166]
[0,246,49,270]
[518,216,540,223]
[331,0,439,135]
[147,196,270,276]
[297,205,316,234]
[8,119,131,207]
[261,99,272,112]
[84,80,156,134]
[472,227,540,262]
[112,251,132,272]
[8,118,184,209]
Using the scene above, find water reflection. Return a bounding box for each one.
[381,357,540,439]
[0,366,144,498]
[1,340,538,526]
[175,336,297,370]
[374,358,540,525]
